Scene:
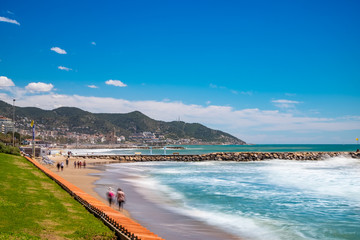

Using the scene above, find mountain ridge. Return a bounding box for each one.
[0,100,245,144]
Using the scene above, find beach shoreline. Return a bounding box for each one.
[43,155,133,218]
[44,154,242,240]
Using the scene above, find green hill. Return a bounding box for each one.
[0,100,245,144]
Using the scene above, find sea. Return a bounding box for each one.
[68,144,360,156]
[70,145,360,240]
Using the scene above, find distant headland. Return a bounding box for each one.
[0,100,246,146]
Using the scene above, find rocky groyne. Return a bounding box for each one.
[74,152,360,163]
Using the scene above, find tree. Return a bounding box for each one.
[6,131,21,145]
[0,133,12,144]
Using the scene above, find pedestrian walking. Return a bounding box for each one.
[60,162,64,171]
[106,187,115,206]
[116,188,126,210]
[56,162,60,171]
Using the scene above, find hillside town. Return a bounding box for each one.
[0,115,207,147]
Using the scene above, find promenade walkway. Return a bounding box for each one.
[24,156,164,240]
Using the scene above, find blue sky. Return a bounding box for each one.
[1,0,360,144]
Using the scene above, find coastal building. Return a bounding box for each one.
[142,132,157,141]
[23,138,50,147]
[129,133,145,142]
[0,116,15,134]
[129,132,158,143]
[105,132,117,143]
[20,146,48,157]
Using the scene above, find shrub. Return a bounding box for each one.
[0,142,20,156]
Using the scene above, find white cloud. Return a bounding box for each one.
[272,99,300,104]
[51,47,67,54]
[0,93,11,100]
[91,41,96,45]
[11,93,360,134]
[1,90,358,143]
[0,16,20,25]
[272,99,301,109]
[58,66,72,71]
[105,80,127,87]
[25,82,54,93]
[87,85,98,89]
[0,76,15,88]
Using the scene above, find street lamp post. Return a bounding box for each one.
[31,120,35,158]
[12,99,15,147]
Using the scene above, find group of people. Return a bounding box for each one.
[74,160,86,169]
[55,159,86,171]
[107,187,126,210]
[56,161,64,171]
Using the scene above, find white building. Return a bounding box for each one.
[0,116,15,134]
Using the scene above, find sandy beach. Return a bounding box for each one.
[43,154,242,240]
[42,154,132,216]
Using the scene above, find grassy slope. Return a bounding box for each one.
[0,153,116,240]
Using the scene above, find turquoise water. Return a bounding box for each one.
[173,144,359,154]
[69,144,359,155]
[114,157,360,240]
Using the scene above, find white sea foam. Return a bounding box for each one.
[124,174,186,206]
[128,178,309,240]
[190,161,220,166]
[261,157,360,204]
[176,208,312,240]
[108,157,360,240]
[67,148,138,155]
[116,167,294,239]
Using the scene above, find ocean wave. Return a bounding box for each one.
[107,157,360,239]
[261,157,360,203]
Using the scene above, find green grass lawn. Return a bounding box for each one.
[0,153,116,240]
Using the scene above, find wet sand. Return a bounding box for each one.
[44,155,242,240]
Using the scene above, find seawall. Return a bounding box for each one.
[73,151,360,163]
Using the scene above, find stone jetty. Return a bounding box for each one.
[74,152,360,163]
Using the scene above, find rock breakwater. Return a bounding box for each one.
[74,152,360,163]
